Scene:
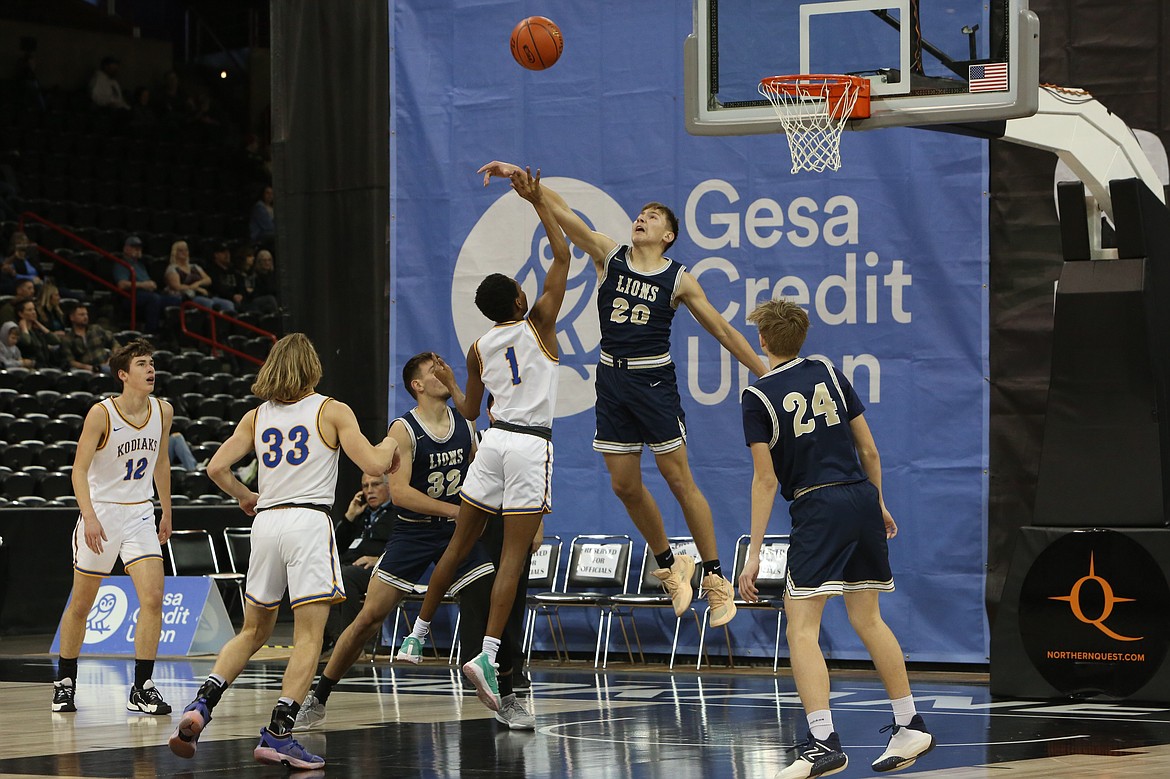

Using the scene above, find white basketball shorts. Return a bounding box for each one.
[73,501,163,577]
[245,506,345,609]
[460,427,553,516]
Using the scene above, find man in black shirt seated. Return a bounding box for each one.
[326,474,396,653]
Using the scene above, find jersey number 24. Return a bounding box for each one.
[783,382,841,437]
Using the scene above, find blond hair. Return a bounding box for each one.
[169,240,189,265]
[251,333,322,403]
[747,299,810,357]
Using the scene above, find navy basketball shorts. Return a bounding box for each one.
[592,363,687,455]
[374,517,494,595]
[785,480,895,599]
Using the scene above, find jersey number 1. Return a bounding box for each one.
[504,346,522,385]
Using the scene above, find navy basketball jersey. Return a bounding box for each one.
[396,407,474,520]
[741,358,869,502]
[597,244,685,363]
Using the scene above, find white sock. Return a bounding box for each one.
[410,619,430,640]
[482,635,501,664]
[807,709,834,740]
[891,695,917,727]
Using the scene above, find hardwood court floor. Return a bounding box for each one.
[0,651,1168,778]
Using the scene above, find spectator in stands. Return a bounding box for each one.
[15,298,66,368]
[1,232,42,294]
[205,243,244,312]
[250,185,275,247]
[113,235,180,334]
[129,86,158,135]
[15,49,46,111]
[154,70,196,126]
[89,55,130,111]
[37,282,67,335]
[0,320,32,368]
[170,432,200,471]
[0,278,36,322]
[62,301,117,374]
[164,240,234,312]
[234,245,276,315]
[326,474,397,654]
[253,249,279,309]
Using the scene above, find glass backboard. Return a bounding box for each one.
[685,0,1039,134]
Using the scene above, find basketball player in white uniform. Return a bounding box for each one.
[167,333,400,770]
[52,339,174,716]
[399,167,570,715]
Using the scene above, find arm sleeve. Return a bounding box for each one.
[741,387,775,446]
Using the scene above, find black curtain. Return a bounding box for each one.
[269,0,390,503]
[988,0,1170,617]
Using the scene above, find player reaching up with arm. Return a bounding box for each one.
[399,167,570,720]
[476,160,766,631]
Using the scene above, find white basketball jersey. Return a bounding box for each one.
[475,319,558,427]
[254,393,340,510]
[90,396,163,504]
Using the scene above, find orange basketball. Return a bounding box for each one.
[510,16,563,71]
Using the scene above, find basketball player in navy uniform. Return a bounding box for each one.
[398,167,569,715]
[167,333,400,770]
[52,339,174,715]
[738,300,933,778]
[293,351,536,731]
[477,160,767,629]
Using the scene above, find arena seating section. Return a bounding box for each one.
[0,88,276,509]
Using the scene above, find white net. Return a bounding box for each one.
[757,77,862,174]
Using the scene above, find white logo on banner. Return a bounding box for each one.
[454,177,633,418]
[759,542,790,581]
[84,585,129,643]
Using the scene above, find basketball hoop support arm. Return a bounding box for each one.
[999,88,1164,231]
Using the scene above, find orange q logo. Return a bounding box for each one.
[1049,552,1142,642]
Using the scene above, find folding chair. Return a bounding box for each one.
[606,537,705,669]
[697,534,790,671]
[530,534,632,668]
[381,584,459,665]
[522,535,562,662]
[222,527,252,576]
[166,529,246,616]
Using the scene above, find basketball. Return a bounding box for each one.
[510,16,563,71]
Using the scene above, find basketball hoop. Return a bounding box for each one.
[758,75,871,174]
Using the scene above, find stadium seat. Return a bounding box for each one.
[40,418,75,443]
[1,471,36,499]
[20,371,58,393]
[55,392,97,417]
[36,444,72,471]
[36,472,73,500]
[5,418,38,442]
[55,370,94,394]
[197,397,227,419]
[13,495,48,507]
[57,414,85,439]
[223,528,251,575]
[164,529,245,614]
[181,470,216,498]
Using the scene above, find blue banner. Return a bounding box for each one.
[390,1,989,663]
[51,576,235,656]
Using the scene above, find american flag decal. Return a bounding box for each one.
[968,62,1009,92]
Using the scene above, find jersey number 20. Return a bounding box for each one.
[783,382,841,437]
[260,425,310,467]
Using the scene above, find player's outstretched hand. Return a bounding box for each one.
[738,557,760,603]
[430,353,456,387]
[477,160,523,186]
[510,167,542,203]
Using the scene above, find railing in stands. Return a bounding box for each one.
[18,211,278,361]
[179,300,277,367]
[19,210,137,329]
